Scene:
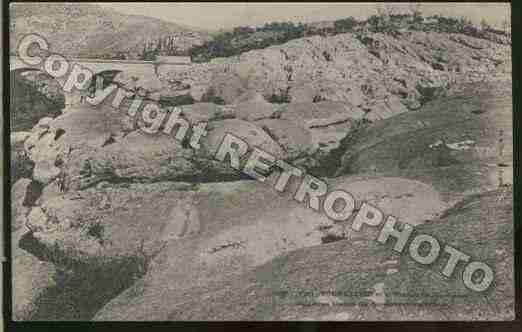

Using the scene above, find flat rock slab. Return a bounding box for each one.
[93,176,448,320]
[95,188,512,321]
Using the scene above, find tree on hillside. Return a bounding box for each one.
[370,4,395,33]
[334,17,358,33]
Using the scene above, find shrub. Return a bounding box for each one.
[334,17,358,33]
[190,21,308,62]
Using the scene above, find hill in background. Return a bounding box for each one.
[10,3,210,59]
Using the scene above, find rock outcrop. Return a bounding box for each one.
[92,176,448,320]
[161,31,510,121]
[94,188,513,321]
[336,81,513,202]
[21,98,365,191]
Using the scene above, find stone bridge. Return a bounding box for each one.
[10,56,191,108]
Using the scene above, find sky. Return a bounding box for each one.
[99,2,511,31]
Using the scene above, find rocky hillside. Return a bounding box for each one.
[10,3,209,59]
[157,29,511,118]
[9,16,513,321]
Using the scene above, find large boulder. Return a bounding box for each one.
[23,104,128,187]
[63,131,198,190]
[277,101,365,174]
[25,104,128,154]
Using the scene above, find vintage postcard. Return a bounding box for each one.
[6,2,513,322]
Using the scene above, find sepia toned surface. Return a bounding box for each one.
[7,2,513,321]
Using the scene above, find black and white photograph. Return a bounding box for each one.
[4,1,515,323]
